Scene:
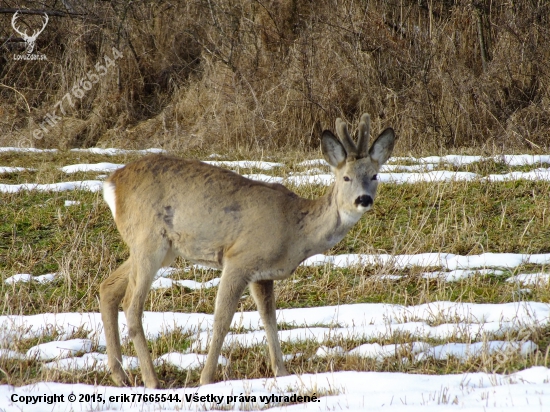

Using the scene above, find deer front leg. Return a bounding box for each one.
[99,259,131,387]
[200,268,249,385]
[250,280,289,378]
[123,251,164,389]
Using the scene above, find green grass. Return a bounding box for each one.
[1,149,549,387]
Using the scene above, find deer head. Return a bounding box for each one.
[11,11,49,55]
[321,114,395,221]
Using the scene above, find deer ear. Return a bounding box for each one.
[369,128,396,166]
[321,130,347,168]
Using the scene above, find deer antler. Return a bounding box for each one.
[356,113,371,157]
[335,118,358,160]
[11,11,28,39]
[32,13,49,39]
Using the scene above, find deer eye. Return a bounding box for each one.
[343,176,351,182]
[372,174,378,181]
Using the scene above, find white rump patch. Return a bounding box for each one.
[103,181,117,218]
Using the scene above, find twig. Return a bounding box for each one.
[0,83,30,114]
[0,8,84,17]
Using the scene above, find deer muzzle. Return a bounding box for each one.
[355,195,373,208]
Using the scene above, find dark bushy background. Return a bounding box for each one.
[1,0,549,153]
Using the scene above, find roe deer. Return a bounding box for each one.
[100,114,396,387]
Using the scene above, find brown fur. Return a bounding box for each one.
[99,115,396,387]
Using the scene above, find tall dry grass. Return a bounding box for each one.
[0,0,549,153]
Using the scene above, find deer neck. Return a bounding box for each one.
[299,184,361,256]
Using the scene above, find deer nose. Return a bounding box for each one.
[355,195,373,208]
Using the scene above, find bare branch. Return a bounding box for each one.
[0,8,85,18]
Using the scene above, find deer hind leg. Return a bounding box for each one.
[200,266,249,385]
[122,245,170,389]
[250,280,289,378]
[99,259,131,386]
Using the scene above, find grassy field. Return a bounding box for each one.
[1,148,549,389]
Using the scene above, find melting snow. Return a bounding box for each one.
[297,159,329,167]
[0,180,103,193]
[499,154,550,166]
[3,152,550,194]
[421,269,505,281]
[1,368,550,411]
[242,173,284,184]
[0,166,34,173]
[0,349,26,360]
[348,342,429,360]
[487,168,550,181]
[43,352,139,372]
[1,301,548,349]
[151,277,221,290]
[59,162,123,174]
[301,252,550,270]
[388,154,550,167]
[5,273,58,285]
[507,273,550,286]
[381,163,436,172]
[415,341,537,362]
[26,339,94,361]
[153,353,228,370]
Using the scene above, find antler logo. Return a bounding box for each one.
[11,11,49,55]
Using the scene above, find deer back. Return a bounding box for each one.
[104,155,309,270]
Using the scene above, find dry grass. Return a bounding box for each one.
[1,0,549,152]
